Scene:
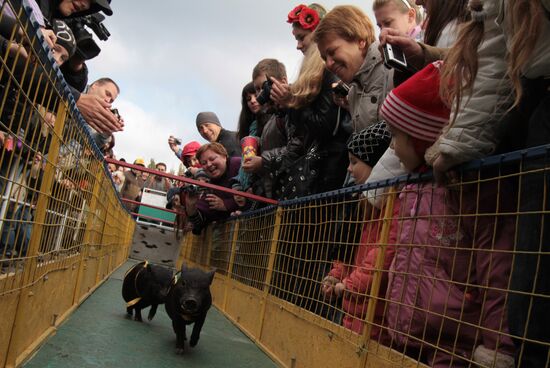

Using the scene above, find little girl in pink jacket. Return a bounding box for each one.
[380,62,515,368]
[322,122,396,338]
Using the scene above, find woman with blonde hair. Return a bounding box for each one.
[268,3,350,197]
[425,1,550,366]
[262,4,351,319]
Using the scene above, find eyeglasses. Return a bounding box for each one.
[397,0,412,9]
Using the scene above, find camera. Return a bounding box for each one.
[382,43,408,72]
[173,138,182,145]
[256,78,273,105]
[64,13,111,60]
[332,81,350,97]
[111,108,121,120]
[182,184,211,196]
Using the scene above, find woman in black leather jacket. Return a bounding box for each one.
[267,3,350,199]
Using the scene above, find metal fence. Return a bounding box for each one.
[0,2,133,367]
[179,145,550,368]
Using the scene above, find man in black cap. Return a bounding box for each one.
[195,111,240,158]
[50,19,76,65]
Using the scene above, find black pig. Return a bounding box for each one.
[122,261,173,322]
[165,265,215,354]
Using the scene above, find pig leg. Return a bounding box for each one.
[126,306,133,317]
[190,315,206,347]
[173,319,187,354]
[134,307,143,322]
[148,304,158,321]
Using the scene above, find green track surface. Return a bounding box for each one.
[24,261,277,368]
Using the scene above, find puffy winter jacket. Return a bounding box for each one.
[426,0,550,167]
[329,200,399,337]
[347,41,389,132]
[386,183,515,367]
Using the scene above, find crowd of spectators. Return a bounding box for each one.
[0,0,549,366]
[0,0,124,264]
[158,1,550,367]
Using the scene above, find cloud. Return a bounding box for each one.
[85,0,378,169]
[111,98,199,173]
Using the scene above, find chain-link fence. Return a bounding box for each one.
[0,2,133,366]
[180,146,550,368]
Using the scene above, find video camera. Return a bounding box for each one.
[64,13,111,61]
[256,78,273,105]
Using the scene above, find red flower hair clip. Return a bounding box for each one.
[298,7,320,30]
[287,4,307,24]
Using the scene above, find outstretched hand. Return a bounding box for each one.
[40,28,57,49]
[168,135,179,153]
[77,94,124,134]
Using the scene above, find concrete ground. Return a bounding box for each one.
[23,260,277,368]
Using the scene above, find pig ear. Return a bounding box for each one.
[207,269,216,285]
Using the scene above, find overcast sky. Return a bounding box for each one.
[86,1,376,172]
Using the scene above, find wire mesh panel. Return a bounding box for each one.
[187,227,210,267]
[179,147,550,367]
[0,3,132,365]
[209,221,233,275]
[230,209,276,290]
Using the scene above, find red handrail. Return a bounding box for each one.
[105,157,278,205]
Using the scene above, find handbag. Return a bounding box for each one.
[275,141,326,200]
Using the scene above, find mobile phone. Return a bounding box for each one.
[382,43,408,72]
[332,81,350,97]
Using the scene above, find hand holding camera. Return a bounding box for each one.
[111,108,122,121]
[256,78,273,105]
[257,76,290,108]
[331,81,350,109]
[168,135,182,153]
[382,43,409,72]
[379,28,423,71]
[182,184,211,198]
[269,77,291,108]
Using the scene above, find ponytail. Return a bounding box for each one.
[507,0,542,108]
[440,0,486,122]
[441,0,544,120]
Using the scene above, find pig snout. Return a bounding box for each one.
[182,298,199,312]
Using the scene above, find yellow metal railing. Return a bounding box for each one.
[0,2,133,367]
[179,150,550,367]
